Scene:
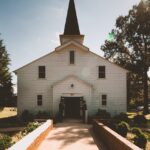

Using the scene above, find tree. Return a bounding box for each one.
[101,1,150,114]
[0,37,13,106]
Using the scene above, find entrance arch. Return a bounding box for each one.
[52,75,92,116]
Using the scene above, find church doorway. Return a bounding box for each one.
[61,97,82,118]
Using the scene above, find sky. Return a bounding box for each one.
[0,0,149,93]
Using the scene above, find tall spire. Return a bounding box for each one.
[64,0,80,35]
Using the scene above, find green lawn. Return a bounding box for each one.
[0,107,17,119]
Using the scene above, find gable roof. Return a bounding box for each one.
[14,43,128,74]
[14,51,55,74]
[90,51,129,72]
[64,0,80,35]
[52,75,93,88]
[55,40,89,51]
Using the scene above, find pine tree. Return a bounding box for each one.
[0,38,13,106]
[101,1,150,114]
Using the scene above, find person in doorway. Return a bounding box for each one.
[59,100,64,122]
[82,100,87,122]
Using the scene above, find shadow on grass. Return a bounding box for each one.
[0,107,4,112]
[0,116,26,128]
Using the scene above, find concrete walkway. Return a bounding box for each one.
[37,119,107,150]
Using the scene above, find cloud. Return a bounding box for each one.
[53,7,65,17]
[50,31,61,45]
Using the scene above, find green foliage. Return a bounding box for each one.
[96,109,111,119]
[36,111,51,119]
[133,114,147,124]
[21,110,34,122]
[131,127,142,136]
[0,39,13,107]
[116,121,129,137]
[113,112,130,123]
[134,132,147,149]
[0,134,12,150]
[101,2,150,114]
[22,122,40,136]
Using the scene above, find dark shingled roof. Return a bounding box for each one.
[64,0,80,35]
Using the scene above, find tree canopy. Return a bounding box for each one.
[0,38,13,106]
[101,1,150,114]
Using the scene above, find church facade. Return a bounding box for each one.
[15,0,128,117]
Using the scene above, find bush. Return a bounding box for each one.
[96,109,111,119]
[0,134,12,150]
[116,121,129,137]
[36,111,51,119]
[133,115,147,124]
[21,110,34,122]
[107,120,117,131]
[113,112,130,123]
[22,122,40,136]
[134,133,147,149]
[131,127,142,136]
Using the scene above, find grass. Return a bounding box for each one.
[0,107,27,128]
[0,107,17,119]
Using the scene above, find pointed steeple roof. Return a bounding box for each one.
[64,0,80,35]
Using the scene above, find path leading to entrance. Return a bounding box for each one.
[37,119,107,150]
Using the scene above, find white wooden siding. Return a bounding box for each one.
[16,42,127,116]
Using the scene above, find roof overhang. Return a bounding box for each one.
[55,40,89,52]
[52,75,93,88]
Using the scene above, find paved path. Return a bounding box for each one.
[37,119,107,150]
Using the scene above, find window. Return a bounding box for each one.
[99,66,105,78]
[38,66,46,78]
[70,51,75,64]
[37,95,43,106]
[102,94,107,106]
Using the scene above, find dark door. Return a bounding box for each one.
[64,97,81,118]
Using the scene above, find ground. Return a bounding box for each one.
[0,107,150,149]
[37,119,107,150]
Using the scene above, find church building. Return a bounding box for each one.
[15,0,128,118]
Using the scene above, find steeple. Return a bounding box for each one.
[59,0,84,45]
[64,0,80,35]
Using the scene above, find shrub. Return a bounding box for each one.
[131,127,142,136]
[134,133,147,149]
[116,121,129,137]
[22,122,40,136]
[0,134,12,150]
[108,120,117,131]
[113,112,130,123]
[21,110,34,122]
[36,111,51,119]
[96,109,111,119]
[133,115,147,124]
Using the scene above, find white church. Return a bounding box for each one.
[15,0,128,118]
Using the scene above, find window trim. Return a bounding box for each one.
[69,50,75,65]
[98,66,106,79]
[37,94,43,106]
[38,66,46,79]
[101,94,107,107]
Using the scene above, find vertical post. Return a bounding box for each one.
[85,109,88,123]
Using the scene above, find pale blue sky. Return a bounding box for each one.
[1,0,149,92]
